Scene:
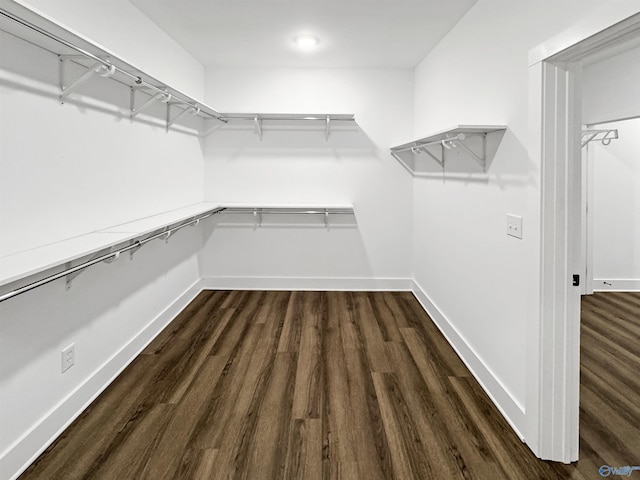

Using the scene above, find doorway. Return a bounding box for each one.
[528,9,640,464]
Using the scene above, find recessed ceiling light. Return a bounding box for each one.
[294,34,319,50]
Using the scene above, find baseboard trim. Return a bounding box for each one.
[2,279,203,480]
[411,280,526,441]
[201,276,413,292]
[593,278,640,292]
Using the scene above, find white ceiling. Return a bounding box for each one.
[129,0,478,69]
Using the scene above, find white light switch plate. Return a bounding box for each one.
[507,214,523,239]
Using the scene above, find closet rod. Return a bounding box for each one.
[0,208,223,303]
[223,115,354,121]
[392,133,467,154]
[221,208,354,215]
[0,8,225,122]
[581,128,618,148]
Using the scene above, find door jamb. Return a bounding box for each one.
[527,9,640,463]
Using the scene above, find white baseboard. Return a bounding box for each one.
[593,278,640,292]
[2,279,203,480]
[201,276,413,292]
[411,280,526,441]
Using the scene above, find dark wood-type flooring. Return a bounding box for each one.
[19,291,640,479]
[578,292,640,475]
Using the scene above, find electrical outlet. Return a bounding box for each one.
[61,344,75,373]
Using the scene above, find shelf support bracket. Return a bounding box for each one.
[201,118,227,137]
[325,115,331,141]
[254,116,263,140]
[130,88,171,122]
[253,208,263,228]
[581,129,618,148]
[415,146,445,169]
[59,58,115,104]
[455,134,487,172]
[65,248,119,290]
[160,228,175,243]
[129,240,143,260]
[166,104,200,132]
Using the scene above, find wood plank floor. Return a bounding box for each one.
[579,292,640,475]
[18,291,640,479]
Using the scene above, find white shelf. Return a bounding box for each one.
[219,202,354,210]
[215,203,356,228]
[0,202,357,299]
[205,113,357,140]
[391,125,507,175]
[100,203,219,235]
[0,1,357,137]
[0,232,136,287]
[0,203,220,289]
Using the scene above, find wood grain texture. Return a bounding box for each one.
[18,291,640,479]
[576,292,640,473]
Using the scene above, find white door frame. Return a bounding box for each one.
[527,7,640,463]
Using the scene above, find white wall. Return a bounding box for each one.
[411,0,609,437]
[588,119,640,290]
[0,3,207,478]
[14,0,205,99]
[582,46,640,291]
[200,68,414,288]
[0,1,206,256]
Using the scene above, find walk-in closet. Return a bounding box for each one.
[1,1,639,479]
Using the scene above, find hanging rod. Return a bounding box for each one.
[0,7,226,122]
[221,207,354,215]
[392,133,470,154]
[209,113,357,140]
[392,133,488,171]
[220,114,356,122]
[581,129,618,148]
[0,205,356,302]
[219,206,355,229]
[0,207,222,303]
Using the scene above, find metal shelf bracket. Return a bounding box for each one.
[166,104,200,132]
[408,135,476,170]
[129,240,143,260]
[201,120,226,137]
[160,228,175,243]
[411,144,445,169]
[130,88,171,122]
[325,115,331,141]
[59,56,115,104]
[65,248,119,290]
[581,129,618,148]
[255,116,263,140]
[456,134,487,171]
